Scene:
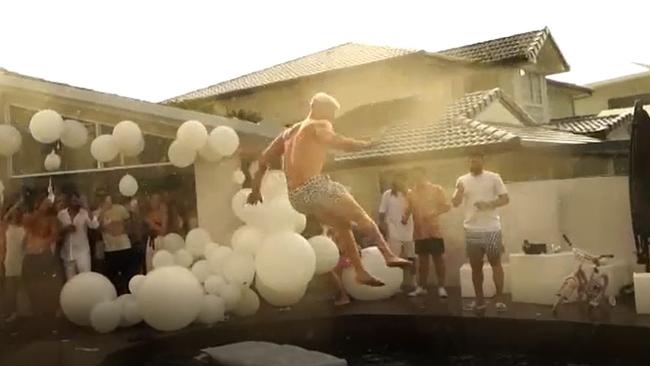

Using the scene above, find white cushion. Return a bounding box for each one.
[202,341,347,366]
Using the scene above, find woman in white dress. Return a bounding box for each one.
[57,195,99,280]
[2,198,25,323]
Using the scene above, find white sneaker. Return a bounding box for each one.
[408,286,428,297]
[437,287,448,299]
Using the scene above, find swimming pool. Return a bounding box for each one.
[102,313,648,365]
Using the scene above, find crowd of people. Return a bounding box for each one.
[0,186,198,326]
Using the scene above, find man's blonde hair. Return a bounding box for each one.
[310,92,340,112]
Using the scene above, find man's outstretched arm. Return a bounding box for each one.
[314,122,372,152]
[248,133,286,204]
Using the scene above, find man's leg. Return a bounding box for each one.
[328,223,384,287]
[63,260,77,281]
[468,245,486,306]
[432,254,447,288]
[417,253,429,288]
[334,192,411,268]
[486,232,505,310]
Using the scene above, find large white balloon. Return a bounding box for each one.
[231,225,263,258]
[44,151,61,171]
[90,301,122,333]
[197,140,222,162]
[128,274,146,297]
[60,119,88,149]
[223,252,255,287]
[204,242,220,258]
[174,249,194,268]
[185,228,211,259]
[29,109,63,144]
[177,120,208,150]
[231,188,264,225]
[260,170,288,201]
[60,272,117,326]
[163,233,185,253]
[116,294,139,327]
[255,231,316,292]
[191,259,211,283]
[255,277,307,307]
[294,213,307,234]
[204,275,227,296]
[0,125,22,156]
[118,174,138,197]
[207,246,233,275]
[168,140,196,168]
[256,197,300,234]
[208,126,239,156]
[342,247,402,301]
[120,136,145,157]
[152,250,175,269]
[233,287,260,317]
[308,235,340,275]
[122,299,143,326]
[90,134,119,162]
[220,283,242,311]
[137,266,203,331]
[112,120,143,155]
[197,295,226,324]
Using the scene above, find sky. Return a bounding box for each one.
[1,0,649,102]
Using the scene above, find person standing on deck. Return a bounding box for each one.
[57,195,100,280]
[452,153,509,312]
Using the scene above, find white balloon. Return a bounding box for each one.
[112,120,143,154]
[204,275,227,296]
[197,295,226,324]
[120,135,145,157]
[220,283,242,311]
[255,231,316,292]
[231,226,263,258]
[44,151,61,171]
[223,252,255,287]
[308,235,340,275]
[122,299,142,326]
[255,277,307,307]
[0,125,22,156]
[29,109,63,144]
[60,119,88,149]
[260,170,288,201]
[191,259,211,283]
[197,139,222,162]
[116,294,138,327]
[60,272,117,326]
[177,120,208,150]
[152,250,175,269]
[231,188,264,225]
[163,233,185,253]
[90,301,121,333]
[207,246,233,275]
[232,170,246,185]
[342,247,402,301]
[294,213,307,234]
[186,228,211,259]
[168,140,196,168]
[128,274,146,296]
[256,197,299,234]
[233,287,260,317]
[208,126,240,156]
[118,174,139,197]
[90,134,119,162]
[203,242,220,258]
[137,266,203,331]
[174,249,194,268]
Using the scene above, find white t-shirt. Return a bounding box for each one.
[58,208,100,261]
[378,190,414,242]
[457,171,508,232]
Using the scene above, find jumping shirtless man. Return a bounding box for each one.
[248,92,411,286]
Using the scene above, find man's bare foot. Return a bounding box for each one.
[334,296,351,306]
[384,256,413,268]
[356,272,385,287]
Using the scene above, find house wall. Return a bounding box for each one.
[575,73,650,115]
[547,84,576,119]
[330,153,624,286]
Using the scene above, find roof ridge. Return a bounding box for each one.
[439,27,547,54]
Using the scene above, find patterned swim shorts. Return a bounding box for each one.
[465,230,504,263]
[288,175,348,215]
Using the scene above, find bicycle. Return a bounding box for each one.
[552,235,617,315]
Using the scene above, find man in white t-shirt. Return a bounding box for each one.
[379,172,416,289]
[452,153,509,312]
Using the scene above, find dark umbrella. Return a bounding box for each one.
[629,101,650,271]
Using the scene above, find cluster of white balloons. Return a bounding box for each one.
[168,121,240,168]
[91,120,144,163]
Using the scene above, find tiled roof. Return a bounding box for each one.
[439,27,563,67]
[549,114,632,136]
[163,43,417,103]
[334,88,599,164]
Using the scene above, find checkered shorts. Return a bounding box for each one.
[465,230,504,262]
[288,175,348,215]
